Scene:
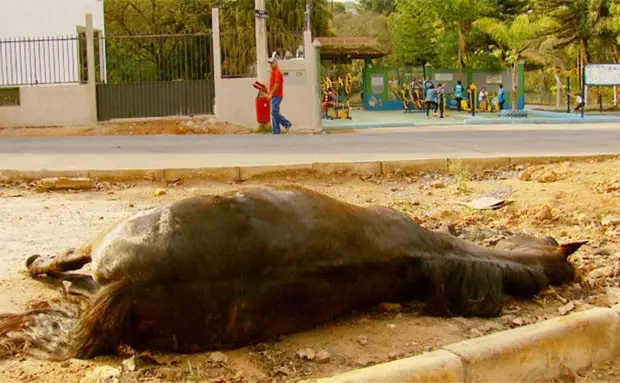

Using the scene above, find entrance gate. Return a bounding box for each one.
[96,33,214,120]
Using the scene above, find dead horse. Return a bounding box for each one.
[23,185,585,359]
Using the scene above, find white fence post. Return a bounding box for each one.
[85,13,97,124]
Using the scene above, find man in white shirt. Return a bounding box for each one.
[572,93,585,113]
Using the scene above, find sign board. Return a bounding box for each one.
[254,9,269,18]
[486,74,503,84]
[434,73,453,81]
[585,64,620,86]
[283,70,306,87]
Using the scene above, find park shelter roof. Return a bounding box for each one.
[315,37,389,60]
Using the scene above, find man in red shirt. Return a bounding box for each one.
[267,57,292,134]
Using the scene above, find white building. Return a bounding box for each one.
[0,0,105,86]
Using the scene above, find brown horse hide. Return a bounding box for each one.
[24,185,585,359]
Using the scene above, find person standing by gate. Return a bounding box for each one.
[454,80,465,111]
[497,83,506,111]
[267,57,292,134]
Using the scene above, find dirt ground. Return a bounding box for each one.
[1,158,620,382]
[0,117,326,137]
[0,117,256,137]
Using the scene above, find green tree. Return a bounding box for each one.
[358,0,396,15]
[390,0,437,67]
[531,0,613,63]
[473,14,557,110]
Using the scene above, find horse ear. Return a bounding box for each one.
[556,241,588,259]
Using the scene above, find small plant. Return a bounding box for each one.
[447,159,472,195]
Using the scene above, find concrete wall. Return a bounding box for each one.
[0,84,96,127]
[214,77,258,129]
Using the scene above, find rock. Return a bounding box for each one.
[477,322,504,333]
[536,205,553,221]
[378,302,402,313]
[296,348,316,361]
[388,352,402,360]
[153,188,167,196]
[512,317,525,326]
[356,335,368,346]
[208,351,229,364]
[589,266,614,279]
[80,366,121,383]
[122,355,136,372]
[558,301,576,316]
[518,169,533,181]
[602,216,620,226]
[37,177,95,191]
[469,328,484,337]
[316,350,331,363]
[534,170,560,183]
[587,294,618,308]
[355,356,373,367]
[386,323,396,329]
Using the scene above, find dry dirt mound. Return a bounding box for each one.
[0,117,253,137]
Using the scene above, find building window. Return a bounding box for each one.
[0,88,20,106]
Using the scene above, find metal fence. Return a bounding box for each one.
[99,33,214,84]
[0,35,86,86]
[220,30,257,78]
[219,28,305,78]
[267,29,305,60]
[96,33,215,120]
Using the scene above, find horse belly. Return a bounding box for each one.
[121,259,418,353]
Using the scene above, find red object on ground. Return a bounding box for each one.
[254,82,271,124]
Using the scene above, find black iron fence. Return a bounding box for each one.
[0,35,86,86]
[219,28,305,78]
[99,33,214,84]
[220,30,257,78]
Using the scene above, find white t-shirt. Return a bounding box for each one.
[576,95,584,104]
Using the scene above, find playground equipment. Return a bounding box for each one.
[400,86,425,113]
[322,73,352,120]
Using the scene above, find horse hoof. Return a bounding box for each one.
[26,254,42,268]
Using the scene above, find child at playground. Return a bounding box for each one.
[322,87,338,117]
[454,80,465,111]
[497,83,506,110]
[425,83,438,118]
[478,87,489,111]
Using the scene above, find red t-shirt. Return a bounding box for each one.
[269,68,284,97]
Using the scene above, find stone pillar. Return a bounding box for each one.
[211,8,222,116]
[212,8,222,81]
[255,0,268,84]
[85,13,97,124]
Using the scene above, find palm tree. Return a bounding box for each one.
[473,14,557,111]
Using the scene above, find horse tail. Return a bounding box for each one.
[69,280,133,359]
[421,238,586,318]
[0,296,84,361]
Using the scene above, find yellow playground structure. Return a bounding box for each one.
[460,83,501,113]
[400,86,425,113]
[321,73,352,120]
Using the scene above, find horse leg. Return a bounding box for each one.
[26,248,98,296]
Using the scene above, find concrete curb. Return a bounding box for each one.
[301,307,620,383]
[0,154,616,184]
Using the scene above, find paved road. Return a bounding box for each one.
[1,125,619,170]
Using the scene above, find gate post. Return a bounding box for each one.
[212,8,222,116]
[85,13,97,124]
[255,0,269,84]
